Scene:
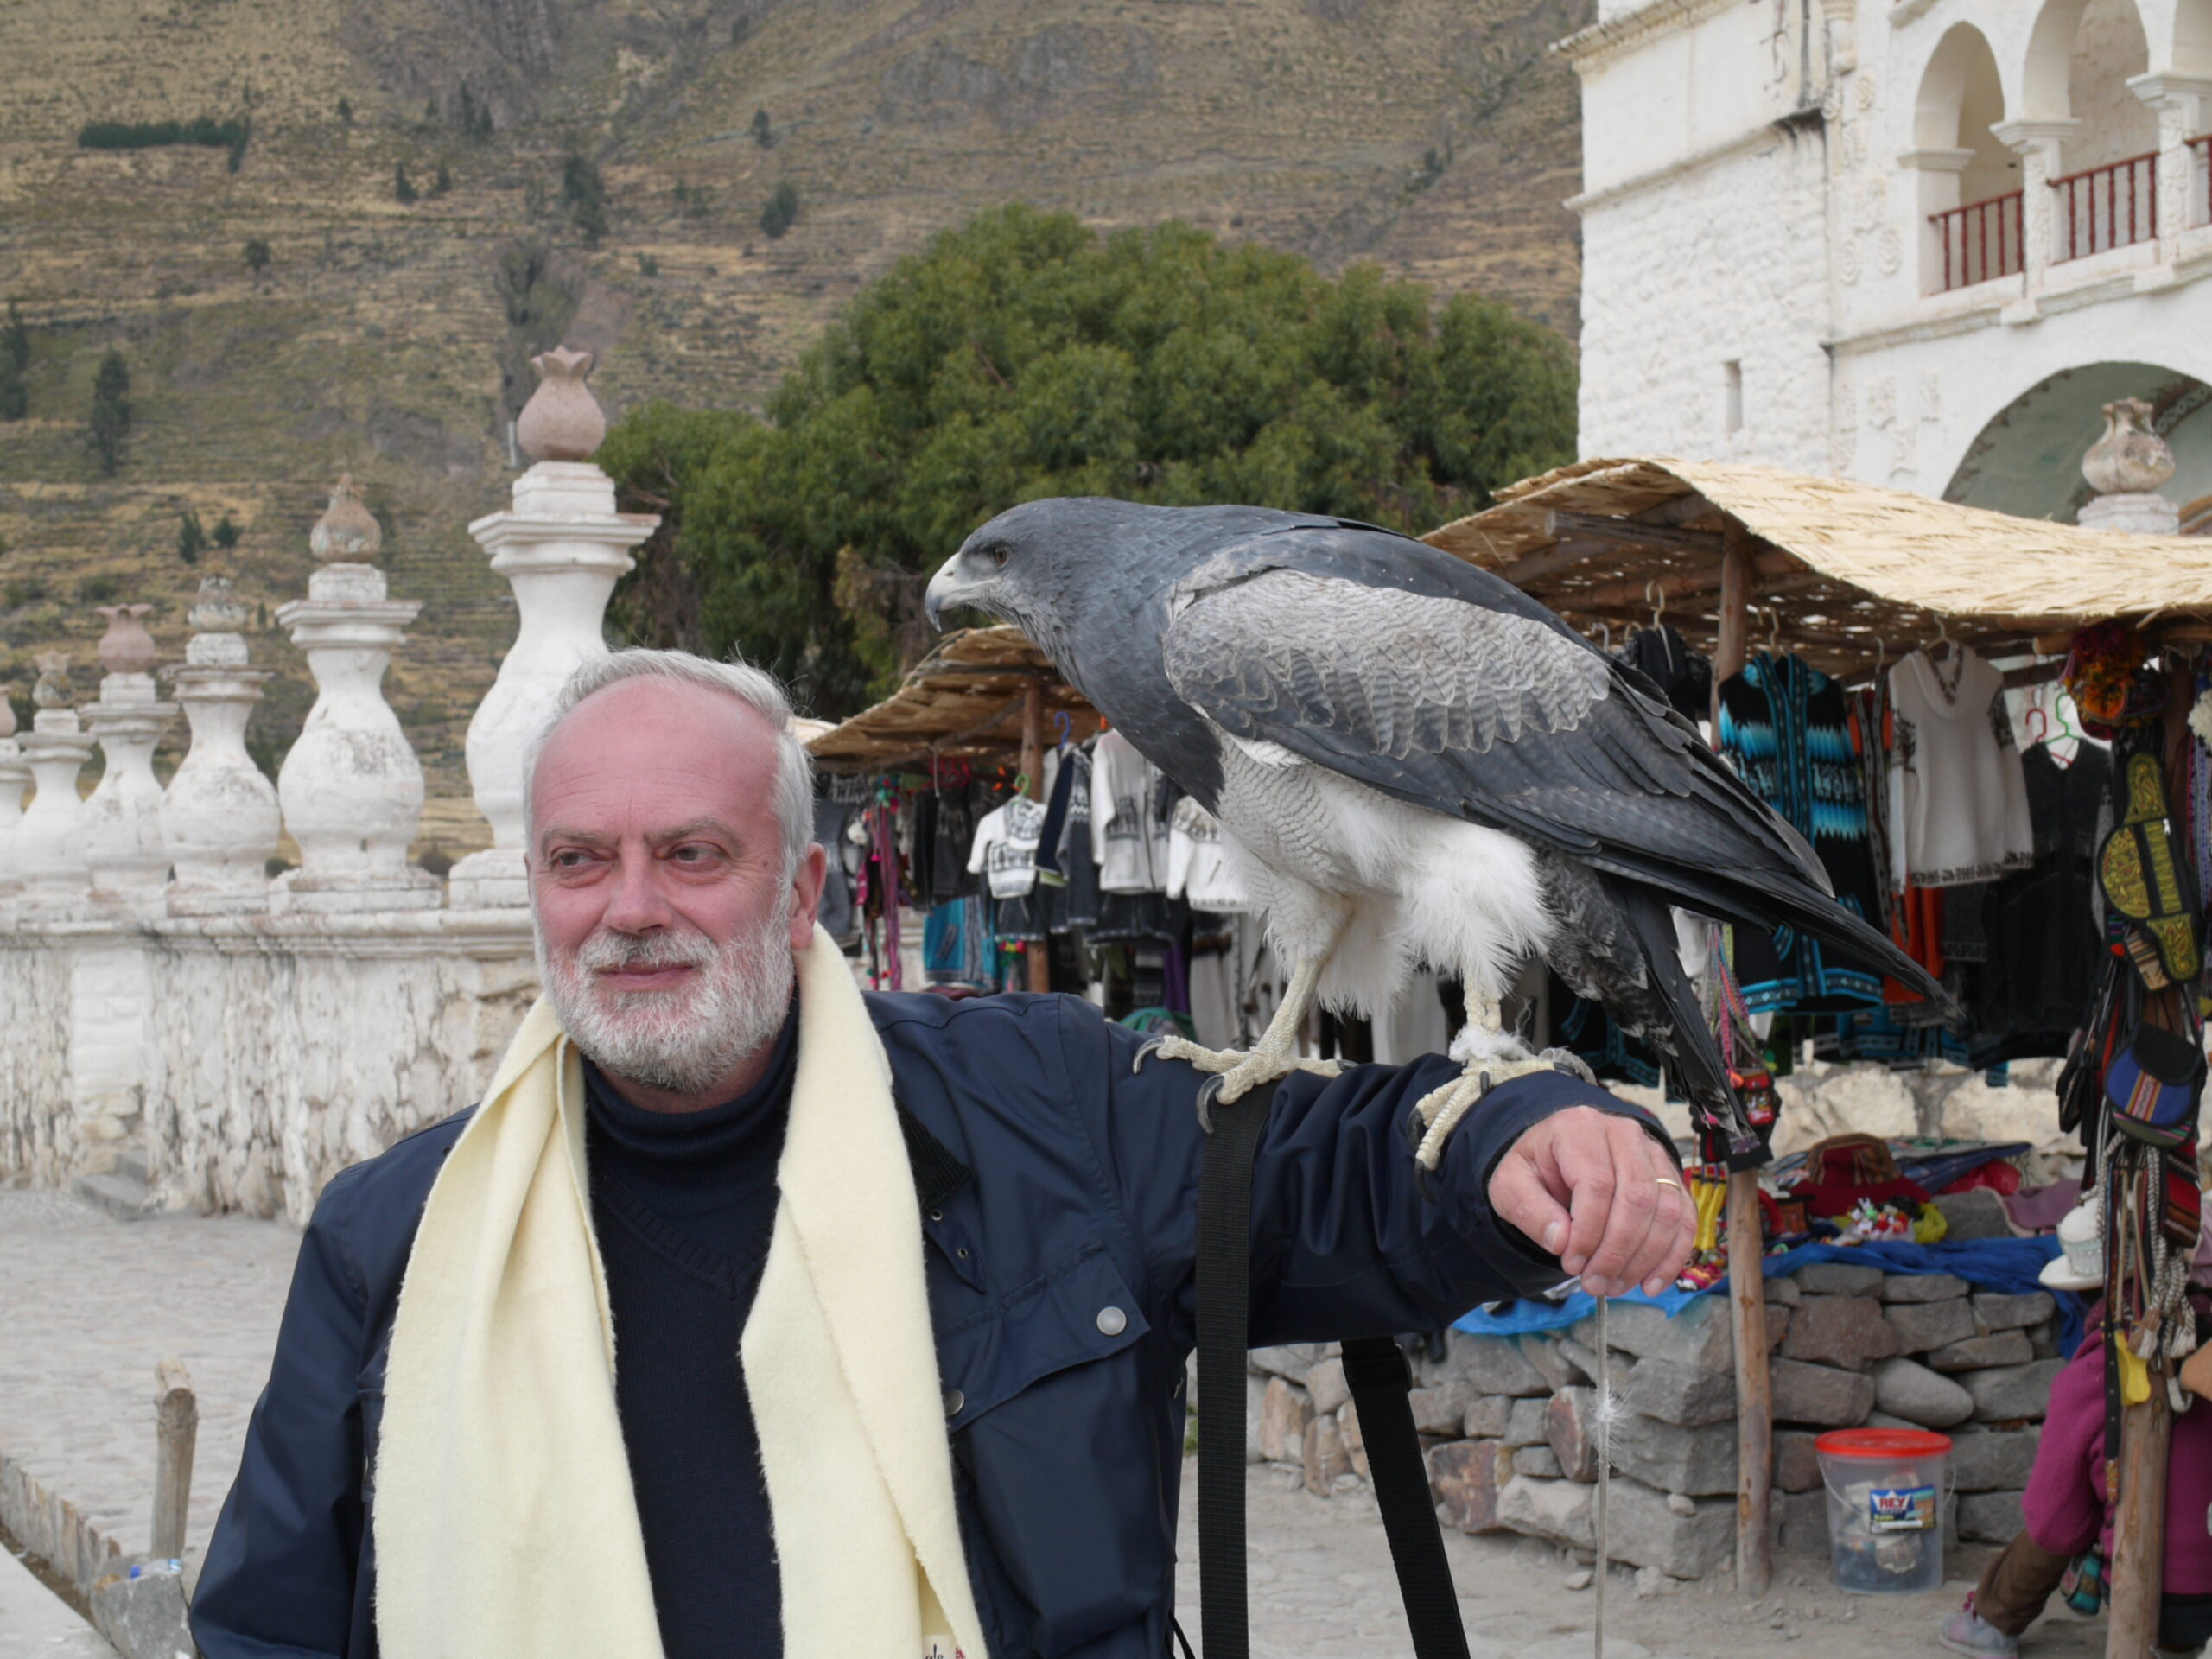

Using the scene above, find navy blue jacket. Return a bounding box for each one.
[191,990,1662,1658]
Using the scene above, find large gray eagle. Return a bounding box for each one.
[925,499,1946,1163]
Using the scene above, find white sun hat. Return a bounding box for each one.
[2039,1194,2101,1293]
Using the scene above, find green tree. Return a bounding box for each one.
[336,97,353,125]
[243,237,272,276]
[759,181,798,238]
[561,153,607,246]
[86,347,130,475]
[751,107,773,148]
[394,162,418,204]
[178,509,207,565]
[431,161,453,197]
[596,205,1575,713]
[211,512,241,549]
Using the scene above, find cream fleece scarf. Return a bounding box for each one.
[374,925,988,1659]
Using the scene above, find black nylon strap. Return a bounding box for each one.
[1197,1093,1268,1659]
[1195,1092,1469,1659]
[1341,1337,1471,1659]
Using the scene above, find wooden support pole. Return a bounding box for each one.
[1020,680,1051,994]
[1712,525,1773,1598]
[152,1357,197,1560]
[2107,1376,2171,1657]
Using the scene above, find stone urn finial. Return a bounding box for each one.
[188,574,250,635]
[0,690,16,741]
[310,472,384,563]
[2083,398,2177,496]
[32,651,70,709]
[94,603,157,676]
[516,346,606,463]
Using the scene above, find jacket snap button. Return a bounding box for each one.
[1096,1306,1128,1337]
[943,1389,964,1418]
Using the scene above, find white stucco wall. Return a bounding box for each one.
[1567,0,2212,499]
[1577,129,1835,473]
[0,915,537,1225]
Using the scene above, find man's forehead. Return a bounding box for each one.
[533,679,775,819]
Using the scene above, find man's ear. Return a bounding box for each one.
[787,842,829,949]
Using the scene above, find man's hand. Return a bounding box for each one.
[1486,1107,1695,1299]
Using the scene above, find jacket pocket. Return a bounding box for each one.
[936,1239,1150,1427]
[937,1242,1173,1656]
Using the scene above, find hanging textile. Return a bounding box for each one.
[1166,798,1251,912]
[968,792,1048,944]
[1887,645,2034,889]
[1971,744,2114,1065]
[1092,729,1170,894]
[1616,622,1713,724]
[1716,652,1887,1014]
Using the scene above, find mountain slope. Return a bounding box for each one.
[0,0,1586,849]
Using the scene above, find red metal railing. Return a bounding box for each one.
[2192,135,2211,226]
[2050,149,2158,261]
[1929,190,2023,290]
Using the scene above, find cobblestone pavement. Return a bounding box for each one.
[0,1188,298,1560]
[0,1189,2111,1656]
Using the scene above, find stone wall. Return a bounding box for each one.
[0,912,536,1225]
[1248,1264,2063,1580]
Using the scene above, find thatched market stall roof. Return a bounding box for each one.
[804,625,1103,772]
[1423,457,2212,681]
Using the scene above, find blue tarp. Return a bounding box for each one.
[1455,1235,2086,1355]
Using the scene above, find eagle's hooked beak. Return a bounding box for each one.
[923,550,963,633]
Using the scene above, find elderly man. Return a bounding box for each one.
[192,649,1693,1659]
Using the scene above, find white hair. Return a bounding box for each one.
[521,648,816,876]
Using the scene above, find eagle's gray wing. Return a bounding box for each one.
[1158,563,1942,997]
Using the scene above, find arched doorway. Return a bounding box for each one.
[1944,361,2212,525]
[1913,24,2018,290]
[2022,0,2162,257]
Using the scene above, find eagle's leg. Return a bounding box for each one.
[1409,986,1594,1171]
[1135,955,1341,1128]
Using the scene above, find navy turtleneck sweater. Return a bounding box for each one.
[583,1004,798,1659]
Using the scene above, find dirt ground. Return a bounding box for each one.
[1176,1460,2108,1659]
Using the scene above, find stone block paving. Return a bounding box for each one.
[0,1188,2113,1657]
[0,1189,298,1559]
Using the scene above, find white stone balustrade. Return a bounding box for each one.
[273,475,436,914]
[0,699,31,898]
[450,349,658,908]
[163,577,280,915]
[17,653,96,913]
[81,607,180,914]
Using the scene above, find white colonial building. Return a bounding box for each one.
[1564,0,2212,525]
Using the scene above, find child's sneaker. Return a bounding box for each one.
[1939,1606,2020,1657]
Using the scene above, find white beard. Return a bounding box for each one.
[538,897,796,1097]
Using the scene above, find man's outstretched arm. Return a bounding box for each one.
[1069,1002,1693,1346]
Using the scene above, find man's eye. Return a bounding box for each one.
[550,849,591,869]
[671,844,716,863]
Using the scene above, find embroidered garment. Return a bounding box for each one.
[967,795,1046,899]
[1166,798,1250,912]
[1092,730,1169,893]
[1887,647,2034,888]
[1716,653,1887,1014]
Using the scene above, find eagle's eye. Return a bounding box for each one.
[989,546,1009,569]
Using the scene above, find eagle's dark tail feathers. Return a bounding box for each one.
[1592,855,1961,1025]
[1611,883,1745,1141]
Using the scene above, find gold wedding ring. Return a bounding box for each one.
[1653,1178,1683,1191]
